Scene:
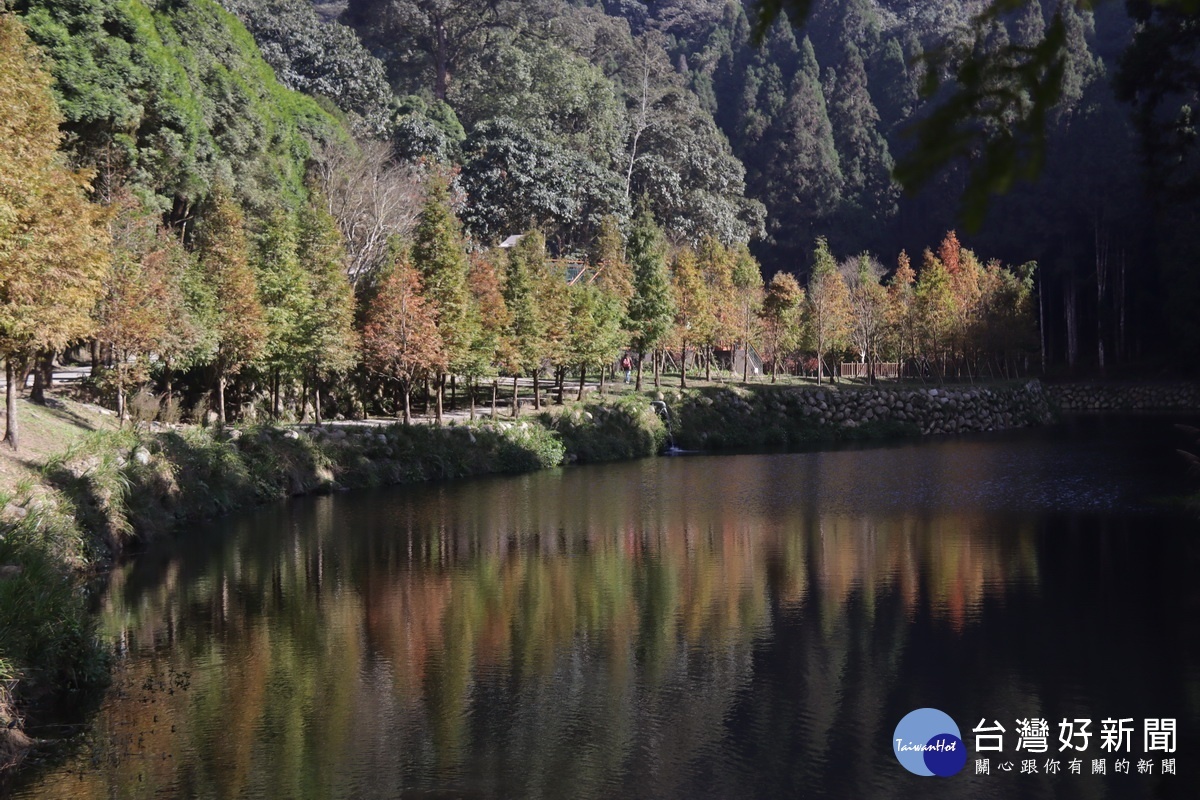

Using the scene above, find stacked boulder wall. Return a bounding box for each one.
[672,382,1055,450]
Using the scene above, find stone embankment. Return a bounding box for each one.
[792,382,1055,435]
[672,381,1055,449]
[1046,382,1200,413]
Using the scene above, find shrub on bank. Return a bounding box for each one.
[540,396,666,462]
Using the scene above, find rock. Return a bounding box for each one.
[284,429,301,440]
[133,447,151,465]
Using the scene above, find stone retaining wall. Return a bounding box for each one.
[1046,382,1200,412]
[786,381,1055,435]
[672,381,1055,449]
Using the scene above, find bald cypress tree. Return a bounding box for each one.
[625,208,674,391]
[195,189,267,426]
[412,175,478,423]
[1,14,108,449]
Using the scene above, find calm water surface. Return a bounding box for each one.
[10,416,1200,799]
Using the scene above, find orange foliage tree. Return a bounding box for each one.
[361,252,445,424]
[1,15,109,449]
[194,189,267,425]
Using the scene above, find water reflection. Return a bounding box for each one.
[14,421,1200,799]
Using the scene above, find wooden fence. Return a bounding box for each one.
[838,361,901,379]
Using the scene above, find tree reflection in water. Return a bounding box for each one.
[16,432,1200,800]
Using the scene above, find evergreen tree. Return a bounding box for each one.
[255,209,309,411]
[764,37,842,266]
[625,208,675,391]
[296,199,359,407]
[95,192,189,422]
[592,215,634,305]
[760,272,803,383]
[873,37,916,135]
[844,253,888,382]
[1012,0,1046,49]
[565,282,625,400]
[885,250,918,371]
[465,251,511,418]
[669,247,714,388]
[412,176,479,422]
[195,189,267,425]
[826,41,897,247]
[730,243,764,383]
[914,249,956,381]
[501,232,548,415]
[805,237,851,384]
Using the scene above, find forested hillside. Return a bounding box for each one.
[325,0,1186,369]
[2,0,1197,452]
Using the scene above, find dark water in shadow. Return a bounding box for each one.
[10,416,1200,799]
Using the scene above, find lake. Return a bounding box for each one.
[9,415,1200,799]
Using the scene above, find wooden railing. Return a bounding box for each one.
[839,361,901,379]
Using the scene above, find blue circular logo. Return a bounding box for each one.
[893,708,967,777]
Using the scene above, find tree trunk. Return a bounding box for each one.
[451,374,457,410]
[771,350,778,383]
[705,346,711,381]
[117,384,127,425]
[742,343,749,384]
[30,350,52,404]
[90,339,101,378]
[423,374,430,416]
[653,348,660,387]
[577,364,587,401]
[4,359,19,451]
[635,354,644,392]
[816,336,824,385]
[435,373,444,425]
[299,374,309,423]
[491,379,498,420]
[533,371,541,410]
[599,364,607,396]
[512,375,520,417]
[469,376,476,421]
[314,377,323,425]
[556,366,565,405]
[680,344,687,388]
[400,380,412,426]
[217,371,227,427]
[30,362,45,404]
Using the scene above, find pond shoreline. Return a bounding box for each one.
[2,377,1197,781]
